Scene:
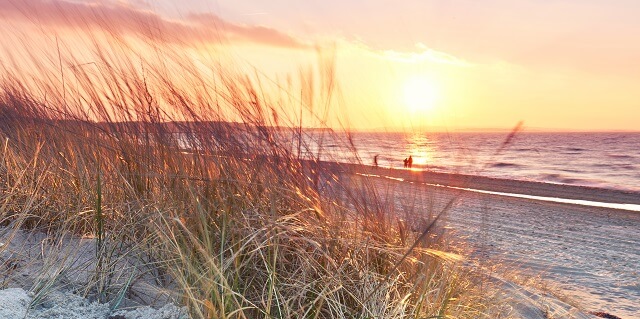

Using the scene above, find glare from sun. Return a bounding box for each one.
[403,77,439,114]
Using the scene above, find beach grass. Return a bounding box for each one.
[0,28,506,318]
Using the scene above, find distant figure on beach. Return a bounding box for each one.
[374,154,379,167]
[408,155,413,168]
[403,158,408,168]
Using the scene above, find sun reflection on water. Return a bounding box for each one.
[406,133,434,169]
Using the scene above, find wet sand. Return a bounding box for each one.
[330,162,640,206]
[331,163,640,318]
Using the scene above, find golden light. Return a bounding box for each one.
[407,133,433,168]
[403,77,439,113]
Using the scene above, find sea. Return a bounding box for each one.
[300,131,640,192]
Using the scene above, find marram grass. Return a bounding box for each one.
[0,27,505,318]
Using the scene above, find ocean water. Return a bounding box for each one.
[302,132,640,192]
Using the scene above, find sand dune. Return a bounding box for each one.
[2,160,637,318]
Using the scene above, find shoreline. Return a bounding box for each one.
[319,161,640,207]
[337,163,640,318]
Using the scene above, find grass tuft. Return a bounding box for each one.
[0,22,505,318]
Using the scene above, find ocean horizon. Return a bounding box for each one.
[299,131,640,192]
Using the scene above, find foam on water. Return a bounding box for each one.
[356,173,640,212]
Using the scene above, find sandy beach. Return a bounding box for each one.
[335,163,640,318]
[3,0,639,317]
[1,157,637,318]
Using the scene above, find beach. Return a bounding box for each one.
[2,0,640,317]
[1,157,637,318]
[335,163,640,318]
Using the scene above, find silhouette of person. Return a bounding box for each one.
[403,158,408,168]
[408,155,413,168]
[374,154,379,167]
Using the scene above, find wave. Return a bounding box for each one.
[613,164,637,171]
[560,168,582,174]
[539,173,582,185]
[587,163,636,172]
[536,173,620,190]
[411,163,448,171]
[602,136,627,143]
[607,153,635,160]
[490,162,521,168]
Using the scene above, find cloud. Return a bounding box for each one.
[381,49,471,67]
[187,13,309,49]
[0,0,309,49]
[345,41,472,67]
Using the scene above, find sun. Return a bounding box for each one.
[403,77,439,113]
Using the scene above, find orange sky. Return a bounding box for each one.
[1,0,638,131]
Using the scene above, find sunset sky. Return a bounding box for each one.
[1,0,639,131]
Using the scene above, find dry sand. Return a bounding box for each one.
[1,160,637,318]
[0,229,184,318]
[0,288,184,319]
[336,163,640,318]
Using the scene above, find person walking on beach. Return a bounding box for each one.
[403,158,408,168]
[374,154,379,168]
[408,155,413,168]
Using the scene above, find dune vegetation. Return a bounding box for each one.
[0,27,506,318]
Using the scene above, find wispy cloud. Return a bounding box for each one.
[187,13,308,49]
[342,40,472,67]
[0,0,309,49]
[379,43,472,67]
